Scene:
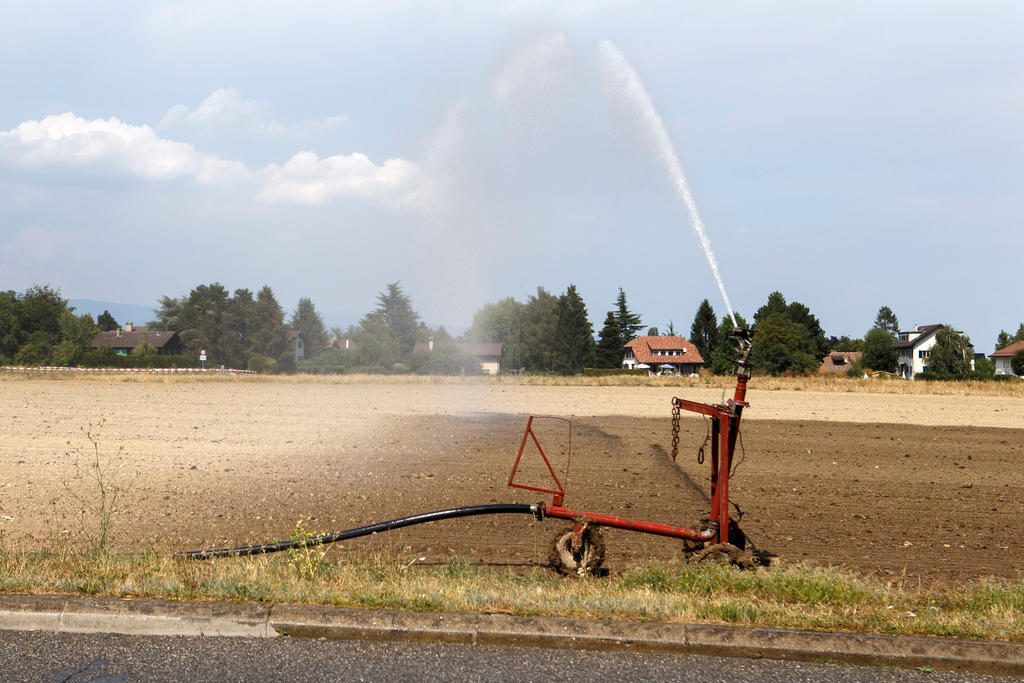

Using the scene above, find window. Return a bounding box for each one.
[918,350,930,359]
[899,334,908,342]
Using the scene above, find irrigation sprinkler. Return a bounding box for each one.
[181,329,756,576]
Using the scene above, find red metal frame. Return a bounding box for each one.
[508,415,571,506]
[507,373,750,545]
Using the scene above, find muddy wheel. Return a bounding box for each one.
[689,542,755,569]
[549,525,605,576]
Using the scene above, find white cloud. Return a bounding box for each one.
[258,150,432,209]
[159,87,349,140]
[0,113,249,185]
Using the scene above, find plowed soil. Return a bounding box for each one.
[2,377,1022,585]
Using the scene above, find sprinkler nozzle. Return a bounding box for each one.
[730,328,753,377]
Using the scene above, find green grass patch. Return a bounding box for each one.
[1,546,1023,641]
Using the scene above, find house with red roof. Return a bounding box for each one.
[990,340,1024,377]
[622,335,704,375]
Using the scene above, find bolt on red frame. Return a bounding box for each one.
[508,329,753,547]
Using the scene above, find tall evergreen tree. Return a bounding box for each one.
[249,285,289,362]
[753,291,787,326]
[97,310,118,331]
[594,311,623,368]
[149,296,187,331]
[873,306,900,338]
[614,287,643,343]
[367,282,419,355]
[554,285,594,374]
[222,288,256,368]
[290,297,329,351]
[688,299,717,362]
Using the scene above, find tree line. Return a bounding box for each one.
[5,281,1020,378]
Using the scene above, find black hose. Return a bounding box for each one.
[177,503,541,560]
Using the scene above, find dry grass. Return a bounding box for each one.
[3,368,1022,397]
[1,544,1021,641]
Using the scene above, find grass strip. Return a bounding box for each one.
[1,548,1021,641]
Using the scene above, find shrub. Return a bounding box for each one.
[247,353,278,374]
[13,341,52,366]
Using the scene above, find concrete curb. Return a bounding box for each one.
[2,594,1022,676]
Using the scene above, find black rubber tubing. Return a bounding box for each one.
[178,503,540,560]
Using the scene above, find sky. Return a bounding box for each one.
[1,1,1021,351]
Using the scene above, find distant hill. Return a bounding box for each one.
[68,299,158,327]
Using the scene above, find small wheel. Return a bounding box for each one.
[549,525,605,576]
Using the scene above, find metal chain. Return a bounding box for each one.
[670,400,680,461]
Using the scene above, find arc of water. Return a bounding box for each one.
[597,40,738,329]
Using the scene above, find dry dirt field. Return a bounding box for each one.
[1,375,1022,586]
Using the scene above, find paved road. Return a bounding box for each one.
[1,631,1007,682]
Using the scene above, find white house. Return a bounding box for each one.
[287,330,306,362]
[893,324,972,379]
[990,340,1024,377]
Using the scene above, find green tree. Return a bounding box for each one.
[830,336,864,352]
[927,326,973,378]
[593,311,623,369]
[220,288,256,369]
[750,313,818,375]
[523,287,560,370]
[861,328,898,372]
[785,301,830,360]
[1012,349,1024,376]
[749,291,829,371]
[367,282,419,355]
[290,297,329,351]
[0,290,19,361]
[995,324,1024,350]
[554,284,594,374]
[351,315,402,370]
[17,284,68,347]
[466,297,527,370]
[753,291,787,326]
[688,299,717,363]
[249,285,289,362]
[873,306,900,338]
[709,313,749,375]
[130,340,157,359]
[149,296,187,331]
[647,326,659,336]
[177,283,231,364]
[614,288,643,344]
[973,356,995,379]
[97,310,118,331]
